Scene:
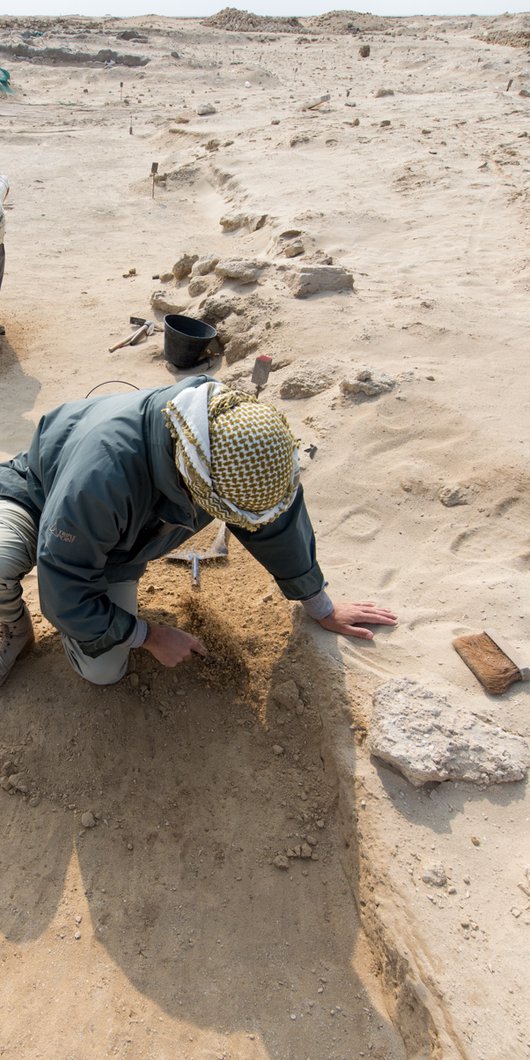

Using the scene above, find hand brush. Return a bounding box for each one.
[452,629,530,695]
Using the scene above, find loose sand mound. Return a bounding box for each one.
[203,7,302,34]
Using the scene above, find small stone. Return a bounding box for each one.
[272,744,284,756]
[511,907,521,918]
[28,794,41,808]
[300,842,313,859]
[375,88,394,97]
[316,819,325,829]
[75,915,82,924]
[197,103,217,116]
[463,876,471,885]
[448,886,457,895]
[9,774,28,794]
[340,369,395,401]
[422,863,447,887]
[471,836,481,847]
[0,776,13,791]
[129,673,140,688]
[283,240,305,258]
[439,485,471,507]
[273,855,289,870]
[306,834,318,847]
[272,679,303,712]
[74,931,81,940]
[81,811,97,829]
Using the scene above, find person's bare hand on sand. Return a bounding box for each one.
[142,622,207,666]
[316,602,397,640]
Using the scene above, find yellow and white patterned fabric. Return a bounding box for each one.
[163,381,300,531]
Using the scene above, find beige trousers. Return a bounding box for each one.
[0,498,137,684]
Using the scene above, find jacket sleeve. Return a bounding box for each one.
[37,481,137,658]
[228,485,325,600]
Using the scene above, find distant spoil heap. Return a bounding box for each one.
[203,7,302,33]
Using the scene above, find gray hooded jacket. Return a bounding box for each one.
[0,377,324,656]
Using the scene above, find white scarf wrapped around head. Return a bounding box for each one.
[163,381,300,531]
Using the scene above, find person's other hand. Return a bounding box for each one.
[141,622,207,666]
[317,602,397,640]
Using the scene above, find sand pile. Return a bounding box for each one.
[203,6,302,34]
[306,9,389,34]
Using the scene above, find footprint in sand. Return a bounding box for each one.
[378,568,399,588]
[450,522,529,567]
[330,505,383,542]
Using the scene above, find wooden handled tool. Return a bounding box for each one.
[107,322,149,351]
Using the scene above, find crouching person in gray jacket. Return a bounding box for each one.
[0,377,396,686]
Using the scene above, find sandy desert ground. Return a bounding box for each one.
[0,7,529,1059]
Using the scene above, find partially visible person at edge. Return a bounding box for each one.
[0,378,397,687]
[0,173,9,337]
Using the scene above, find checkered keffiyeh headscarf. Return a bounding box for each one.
[163,381,300,531]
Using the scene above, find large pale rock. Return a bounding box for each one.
[172,253,198,281]
[150,289,185,314]
[285,264,354,298]
[340,368,395,400]
[279,362,335,399]
[215,259,266,284]
[198,294,244,325]
[438,484,471,507]
[192,255,219,276]
[270,228,307,259]
[369,679,530,787]
[215,312,240,346]
[224,332,259,365]
[188,275,217,298]
[219,213,268,233]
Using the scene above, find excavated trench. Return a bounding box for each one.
[0,534,440,1058]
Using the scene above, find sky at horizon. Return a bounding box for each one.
[1,1,529,20]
